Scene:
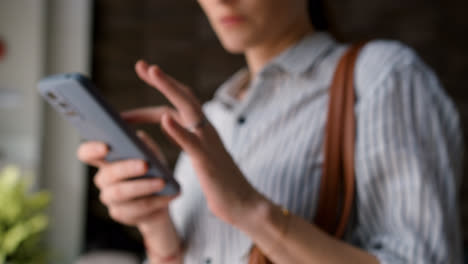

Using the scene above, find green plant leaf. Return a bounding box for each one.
[0,165,51,262]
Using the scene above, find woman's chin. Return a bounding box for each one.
[222,45,246,54]
[221,41,252,54]
[218,38,250,54]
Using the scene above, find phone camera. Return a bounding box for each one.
[47,92,57,100]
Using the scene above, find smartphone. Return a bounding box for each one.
[38,73,180,196]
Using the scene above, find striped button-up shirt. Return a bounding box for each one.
[169,32,463,264]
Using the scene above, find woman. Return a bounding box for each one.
[77,0,463,263]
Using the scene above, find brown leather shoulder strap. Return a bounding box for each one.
[249,42,368,264]
[314,42,368,238]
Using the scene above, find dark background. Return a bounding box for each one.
[85,0,468,258]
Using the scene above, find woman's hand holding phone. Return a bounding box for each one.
[77,128,183,262]
[76,60,266,262]
[77,133,175,226]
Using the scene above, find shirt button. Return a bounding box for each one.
[237,116,246,125]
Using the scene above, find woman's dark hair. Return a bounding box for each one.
[308,0,329,30]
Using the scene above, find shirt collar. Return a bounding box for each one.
[269,31,336,76]
[214,68,250,109]
[213,32,336,106]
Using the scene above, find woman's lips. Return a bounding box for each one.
[220,15,246,26]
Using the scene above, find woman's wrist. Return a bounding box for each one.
[137,208,172,236]
[143,237,184,264]
[138,210,183,264]
[234,194,291,256]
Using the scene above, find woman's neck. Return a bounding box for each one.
[245,23,314,78]
[235,23,314,101]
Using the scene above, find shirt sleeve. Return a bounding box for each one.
[351,50,464,264]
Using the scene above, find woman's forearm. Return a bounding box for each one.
[138,211,183,264]
[236,194,379,264]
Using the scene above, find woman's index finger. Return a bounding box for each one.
[121,106,179,124]
[145,65,203,123]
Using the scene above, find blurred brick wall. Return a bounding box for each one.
[90,0,468,248]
